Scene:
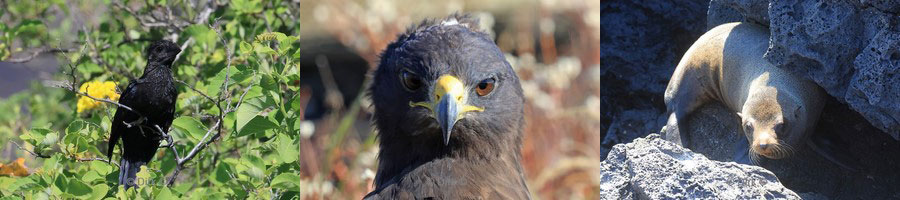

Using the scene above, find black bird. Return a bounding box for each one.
[107,40,180,189]
[366,14,531,199]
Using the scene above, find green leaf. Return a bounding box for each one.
[212,162,232,185]
[242,154,265,179]
[89,184,110,200]
[128,29,140,40]
[62,121,91,154]
[252,42,276,55]
[277,35,298,55]
[171,116,208,141]
[0,196,20,200]
[207,66,229,98]
[53,175,68,195]
[276,134,298,164]
[76,62,103,76]
[41,130,58,145]
[160,149,177,175]
[270,173,300,190]
[242,85,263,100]
[21,128,50,144]
[65,120,88,135]
[260,74,278,92]
[239,41,252,55]
[82,171,102,183]
[291,47,301,60]
[235,116,278,138]
[66,179,93,197]
[8,177,36,192]
[155,187,176,199]
[231,0,263,14]
[276,34,297,47]
[91,160,114,175]
[235,97,276,137]
[185,25,216,47]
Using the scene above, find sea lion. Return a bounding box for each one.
[662,22,825,163]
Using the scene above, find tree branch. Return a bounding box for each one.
[44,80,142,118]
[4,47,76,63]
[166,18,235,186]
[11,141,50,158]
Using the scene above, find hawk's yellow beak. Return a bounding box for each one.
[410,75,484,145]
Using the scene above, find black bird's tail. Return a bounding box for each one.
[118,158,147,189]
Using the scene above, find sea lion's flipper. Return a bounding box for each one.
[807,134,861,173]
[662,113,689,147]
[732,136,753,165]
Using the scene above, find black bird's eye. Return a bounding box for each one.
[400,70,423,91]
[475,78,496,96]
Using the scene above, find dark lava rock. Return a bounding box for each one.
[600,0,711,158]
[708,0,900,140]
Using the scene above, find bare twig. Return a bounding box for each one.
[44,80,142,118]
[173,38,194,65]
[13,141,119,166]
[227,84,254,113]
[175,79,216,103]
[166,119,221,186]
[74,157,114,163]
[11,141,50,158]
[166,17,234,186]
[112,1,188,31]
[5,47,76,63]
[193,0,218,24]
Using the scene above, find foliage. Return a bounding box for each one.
[0,0,303,199]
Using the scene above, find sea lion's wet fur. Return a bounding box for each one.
[664,22,825,161]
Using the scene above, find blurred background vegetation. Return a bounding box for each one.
[0,0,599,199]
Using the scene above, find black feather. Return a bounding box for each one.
[107,40,180,189]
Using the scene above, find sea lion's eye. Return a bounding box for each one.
[774,122,784,133]
[400,69,423,91]
[475,77,496,96]
[744,122,753,132]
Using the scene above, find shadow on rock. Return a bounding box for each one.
[682,99,900,199]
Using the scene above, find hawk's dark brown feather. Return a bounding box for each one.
[366,14,531,199]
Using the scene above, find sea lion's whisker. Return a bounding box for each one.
[775,139,795,157]
[749,148,761,165]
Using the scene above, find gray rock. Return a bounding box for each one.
[601,0,711,157]
[707,0,769,29]
[708,0,900,140]
[599,134,801,199]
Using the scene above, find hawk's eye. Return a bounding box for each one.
[475,78,495,96]
[400,70,423,91]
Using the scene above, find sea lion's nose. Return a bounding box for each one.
[758,143,769,150]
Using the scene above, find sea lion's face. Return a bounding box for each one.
[738,100,795,160]
[740,115,788,159]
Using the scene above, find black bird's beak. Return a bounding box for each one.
[410,75,484,146]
